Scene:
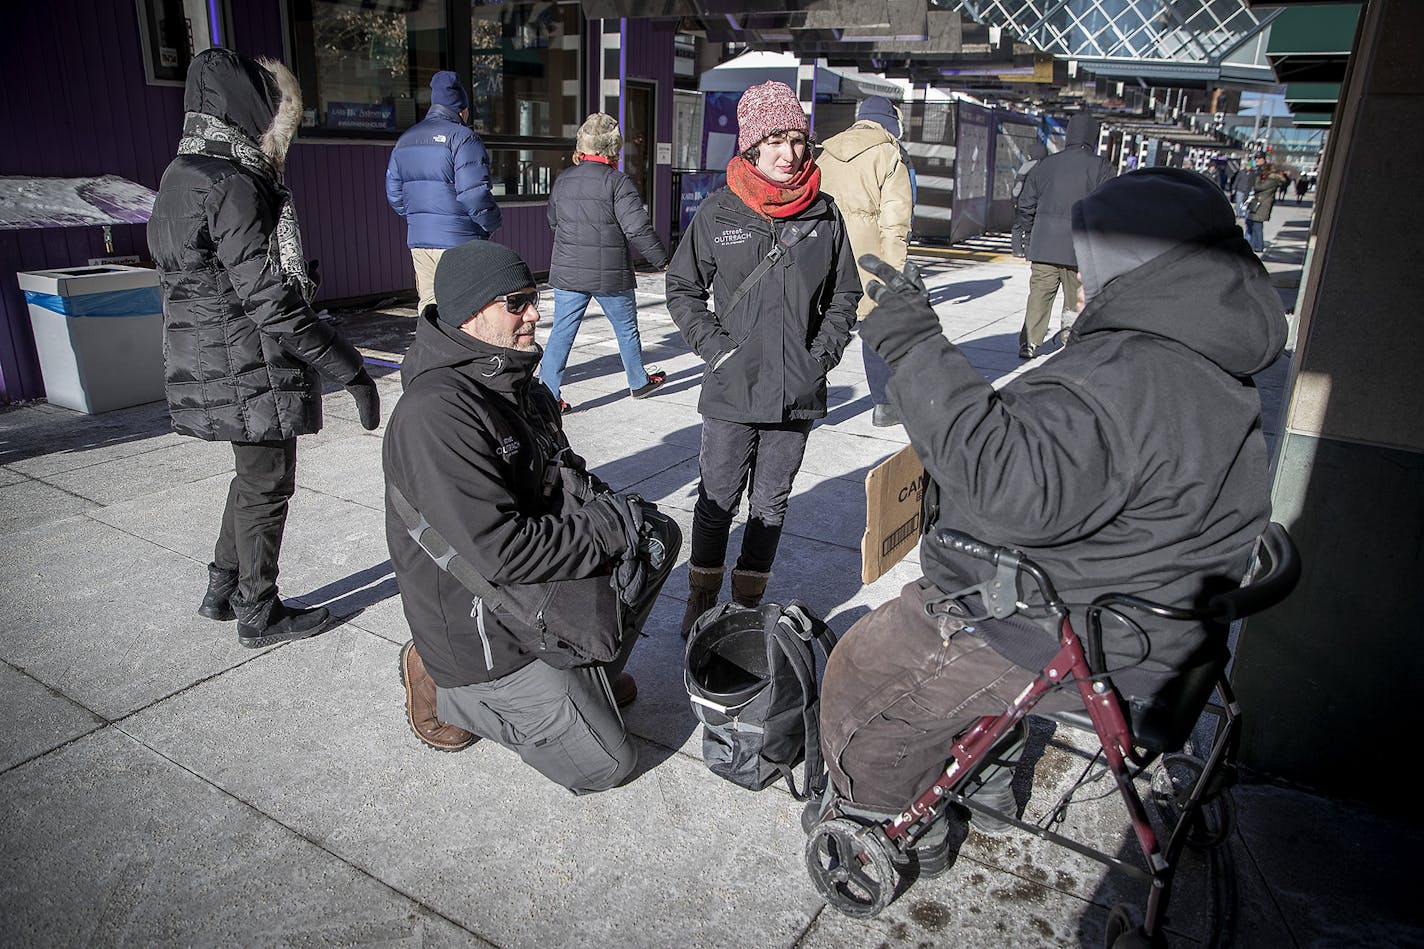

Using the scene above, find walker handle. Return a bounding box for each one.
[936,529,999,565]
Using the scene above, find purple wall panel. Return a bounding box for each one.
[624,18,678,246]
[0,1,182,402]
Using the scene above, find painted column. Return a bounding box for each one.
[598,18,626,165]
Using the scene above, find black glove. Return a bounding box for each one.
[857,254,942,366]
[598,493,650,607]
[345,368,381,431]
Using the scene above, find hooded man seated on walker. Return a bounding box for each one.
[818,168,1287,872]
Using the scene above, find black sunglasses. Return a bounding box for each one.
[495,291,540,315]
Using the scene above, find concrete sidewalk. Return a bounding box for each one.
[3,199,1421,947]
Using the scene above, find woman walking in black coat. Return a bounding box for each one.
[539,113,669,412]
[148,48,379,647]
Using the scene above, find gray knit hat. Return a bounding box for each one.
[433,240,535,326]
[576,113,623,159]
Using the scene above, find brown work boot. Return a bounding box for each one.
[399,641,477,752]
[612,672,637,708]
[680,565,725,638]
[731,568,771,608]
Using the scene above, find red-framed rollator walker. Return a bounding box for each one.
[803,523,1301,948]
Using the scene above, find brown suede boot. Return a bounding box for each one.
[680,566,725,638]
[612,672,637,708]
[399,641,477,752]
[730,569,771,608]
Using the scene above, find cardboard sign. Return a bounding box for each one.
[861,444,929,584]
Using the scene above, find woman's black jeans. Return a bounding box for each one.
[690,417,813,573]
[214,438,298,606]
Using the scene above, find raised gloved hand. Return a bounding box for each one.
[857,254,942,366]
[345,368,381,431]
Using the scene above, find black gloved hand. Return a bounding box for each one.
[857,254,942,366]
[599,493,649,607]
[345,368,381,431]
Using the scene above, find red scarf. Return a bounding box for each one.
[577,153,613,165]
[726,155,820,219]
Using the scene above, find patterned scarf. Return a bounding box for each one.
[176,111,316,302]
[725,154,821,220]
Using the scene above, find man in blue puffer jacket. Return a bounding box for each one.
[386,71,503,314]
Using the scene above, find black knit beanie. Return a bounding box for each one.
[433,240,535,326]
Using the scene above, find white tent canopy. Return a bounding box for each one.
[699,51,904,101]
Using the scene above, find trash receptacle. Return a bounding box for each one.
[16,264,165,414]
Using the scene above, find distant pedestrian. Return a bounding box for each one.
[1276,174,1291,202]
[149,49,380,649]
[540,113,670,413]
[818,95,914,428]
[1013,112,1114,359]
[666,80,860,632]
[1231,159,1258,218]
[1245,159,1285,254]
[386,71,502,315]
[1294,175,1309,204]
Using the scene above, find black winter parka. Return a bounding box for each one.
[383,312,629,688]
[547,160,667,294]
[880,228,1286,706]
[148,49,363,442]
[666,187,861,423]
[1015,114,1115,267]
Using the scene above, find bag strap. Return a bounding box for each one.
[765,602,839,800]
[388,481,503,609]
[719,220,812,318]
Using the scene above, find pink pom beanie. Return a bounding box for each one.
[736,80,809,153]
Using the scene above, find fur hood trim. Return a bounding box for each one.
[256,58,302,172]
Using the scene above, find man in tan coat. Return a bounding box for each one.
[819,97,914,426]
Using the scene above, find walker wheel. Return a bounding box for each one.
[1105,904,1159,948]
[1150,753,1234,849]
[804,818,899,918]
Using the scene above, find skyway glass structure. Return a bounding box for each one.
[948,0,1279,81]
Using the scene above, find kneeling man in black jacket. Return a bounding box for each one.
[384,239,678,794]
[819,168,1287,858]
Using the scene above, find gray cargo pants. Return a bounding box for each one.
[436,642,638,795]
[433,523,677,795]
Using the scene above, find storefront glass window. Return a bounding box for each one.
[289,0,449,134]
[469,2,582,138]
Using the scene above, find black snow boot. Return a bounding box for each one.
[197,563,239,622]
[234,594,331,649]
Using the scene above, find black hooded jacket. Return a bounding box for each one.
[1015,114,1115,268]
[383,311,629,688]
[882,169,1287,704]
[666,186,861,423]
[148,48,363,442]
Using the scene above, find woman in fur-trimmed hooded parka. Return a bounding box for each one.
[148,48,379,648]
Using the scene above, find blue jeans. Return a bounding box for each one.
[1244,218,1265,253]
[540,288,649,400]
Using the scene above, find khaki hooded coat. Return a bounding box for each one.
[817,120,913,318]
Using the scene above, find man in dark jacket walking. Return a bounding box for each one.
[667,81,861,633]
[540,113,669,412]
[1013,113,1113,358]
[149,48,380,649]
[385,72,502,314]
[384,239,678,793]
[818,168,1286,850]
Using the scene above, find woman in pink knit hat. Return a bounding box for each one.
[666,80,863,633]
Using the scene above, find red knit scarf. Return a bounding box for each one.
[726,155,820,219]
[577,153,613,165]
